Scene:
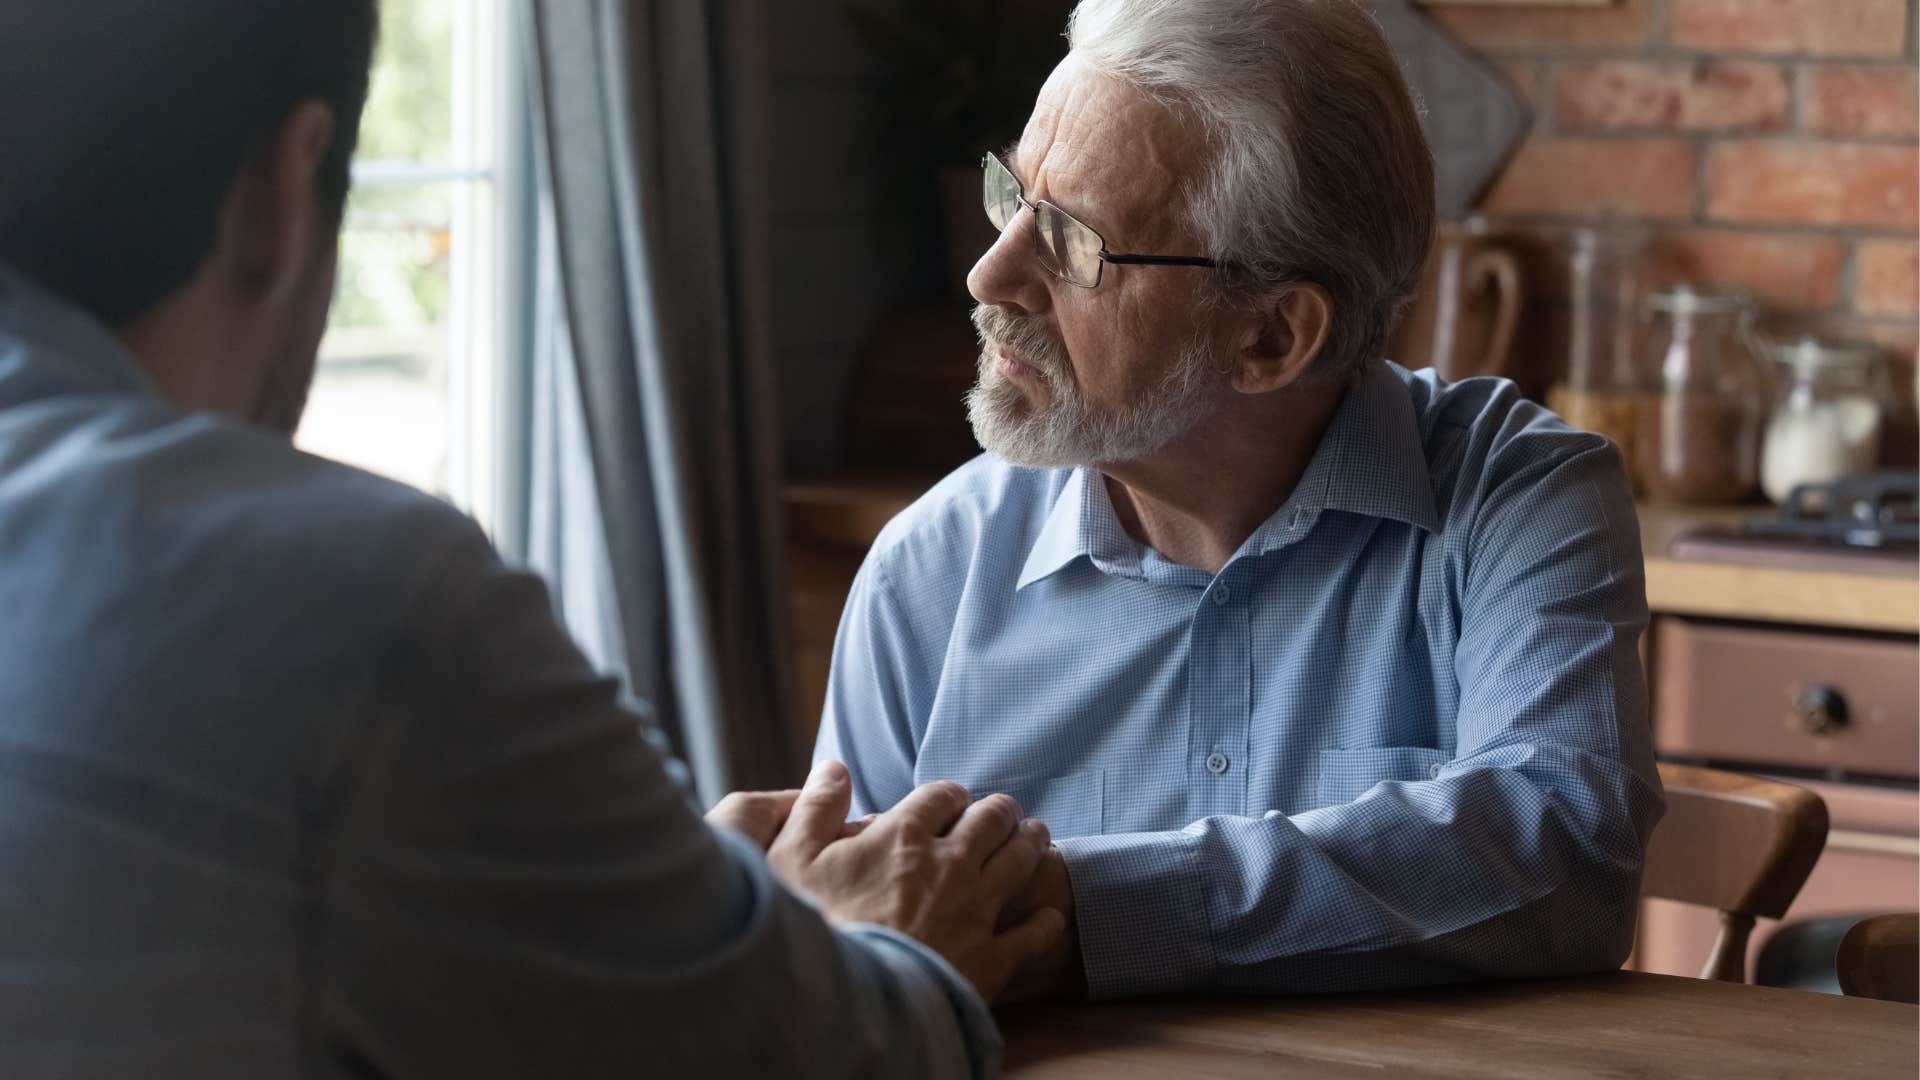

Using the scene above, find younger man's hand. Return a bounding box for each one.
[764,761,1065,1002]
[705,788,801,850]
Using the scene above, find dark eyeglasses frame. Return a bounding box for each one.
[983,151,1226,289]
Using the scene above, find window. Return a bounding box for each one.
[299,0,529,544]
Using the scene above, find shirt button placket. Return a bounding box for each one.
[1188,573,1246,816]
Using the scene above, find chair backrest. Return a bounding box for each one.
[1838,914,1920,1004]
[1641,763,1829,982]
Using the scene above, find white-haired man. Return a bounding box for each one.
[813,0,1664,999]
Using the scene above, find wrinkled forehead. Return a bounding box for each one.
[1009,53,1207,250]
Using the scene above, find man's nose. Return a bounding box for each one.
[967,212,1050,315]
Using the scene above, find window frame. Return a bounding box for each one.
[324,0,534,558]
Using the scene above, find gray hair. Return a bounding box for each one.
[1067,0,1435,381]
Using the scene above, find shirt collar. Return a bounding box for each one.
[1018,467,1146,590]
[0,263,156,401]
[1015,359,1440,590]
[1249,358,1442,554]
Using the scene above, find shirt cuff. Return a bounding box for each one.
[840,923,1003,1080]
[1056,830,1214,999]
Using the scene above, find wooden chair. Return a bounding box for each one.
[1837,914,1920,1004]
[1641,763,1829,982]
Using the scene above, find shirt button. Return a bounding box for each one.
[1206,752,1230,775]
[1428,763,1444,779]
[1211,586,1230,606]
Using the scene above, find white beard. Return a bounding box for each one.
[966,304,1217,469]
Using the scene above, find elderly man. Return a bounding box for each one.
[816,0,1664,1000]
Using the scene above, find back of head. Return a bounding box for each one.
[1068,0,1435,381]
[0,2,379,328]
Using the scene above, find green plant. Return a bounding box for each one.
[842,0,1074,169]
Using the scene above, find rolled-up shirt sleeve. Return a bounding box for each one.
[323,515,999,1077]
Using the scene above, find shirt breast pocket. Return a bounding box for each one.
[969,768,1104,840]
[1315,746,1449,808]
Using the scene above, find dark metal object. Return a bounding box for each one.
[1753,916,1860,996]
[1797,685,1850,737]
[1742,470,1919,549]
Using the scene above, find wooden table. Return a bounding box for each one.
[999,971,1918,1078]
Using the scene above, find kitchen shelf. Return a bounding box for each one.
[1638,504,1918,635]
[1642,559,1916,634]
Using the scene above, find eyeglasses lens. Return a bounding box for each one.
[981,153,1104,288]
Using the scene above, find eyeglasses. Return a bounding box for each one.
[982,151,1225,289]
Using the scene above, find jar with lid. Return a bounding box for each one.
[1545,225,1644,461]
[1760,338,1891,504]
[1632,285,1767,504]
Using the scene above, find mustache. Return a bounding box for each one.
[971,304,1067,375]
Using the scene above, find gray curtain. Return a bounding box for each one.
[524,0,794,802]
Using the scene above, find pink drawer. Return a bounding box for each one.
[1653,618,1919,779]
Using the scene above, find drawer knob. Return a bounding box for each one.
[1797,685,1850,737]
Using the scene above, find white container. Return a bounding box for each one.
[1760,338,1890,505]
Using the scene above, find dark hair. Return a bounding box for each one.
[0,2,379,326]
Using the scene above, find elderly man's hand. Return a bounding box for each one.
[760,760,1066,1002]
[996,845,1086,1002]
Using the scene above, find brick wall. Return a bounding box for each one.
[1428,0,1919,457]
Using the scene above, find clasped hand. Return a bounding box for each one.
[707,760,1067,1002]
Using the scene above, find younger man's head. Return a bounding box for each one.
[0,2,380,432]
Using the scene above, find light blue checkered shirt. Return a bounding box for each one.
[816,359,1665,1000]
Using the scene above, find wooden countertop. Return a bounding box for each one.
[787,476,1920,634]
[997,970,1918,1078]
[1638,505,1918,635]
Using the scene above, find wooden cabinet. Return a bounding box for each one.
[1652,620,1918,778]
[1634,515,1920,981]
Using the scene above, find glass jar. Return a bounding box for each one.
[1760,338,1891,504]
[1632,285,1767,504]
[1545,225,1645,462]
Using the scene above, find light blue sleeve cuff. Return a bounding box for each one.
[839,924,1003,1079]
[1055,830,1214,1000]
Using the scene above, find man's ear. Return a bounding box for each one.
[217,102,337,308]
[1228,282,1333,395]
